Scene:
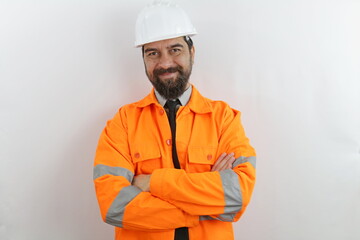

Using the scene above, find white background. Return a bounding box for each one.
[1,0,359,239]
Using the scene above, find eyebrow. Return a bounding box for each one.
[169,43,184,49]
[144,48,158,53]
[144,43,185,53]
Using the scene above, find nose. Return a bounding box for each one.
[157,52,174,69]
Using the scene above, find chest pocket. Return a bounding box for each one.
[132,146,162,175]
[187,146,217,172]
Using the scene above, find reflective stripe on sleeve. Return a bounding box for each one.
[93,164,134,182]
[105,186,142,228]
[200,213,235,222]
[219,169,242,214]
[201,157,256,222]
[232,156,256,169]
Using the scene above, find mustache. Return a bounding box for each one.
[153,66,182,76]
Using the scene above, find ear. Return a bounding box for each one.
[190,46,195,63]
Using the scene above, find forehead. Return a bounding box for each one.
[143,37,186,50]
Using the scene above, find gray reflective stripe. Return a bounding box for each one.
[93,164,134,182]
[217,213,235,221]
[200,213,235,222]
[105,186,141,227]
[220,169,242,214]
[232,156,256,169]
[200,215,214,221]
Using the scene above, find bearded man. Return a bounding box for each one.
[93,2,256,240]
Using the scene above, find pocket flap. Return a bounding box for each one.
[132,146,161,163]
[188,146,217,164]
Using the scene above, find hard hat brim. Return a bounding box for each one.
[134,31,197,48]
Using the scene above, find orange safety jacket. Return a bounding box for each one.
[93,85,256,240]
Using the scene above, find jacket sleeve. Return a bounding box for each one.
[93,108,199,231]
[149,106,256,222]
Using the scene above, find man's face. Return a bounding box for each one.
[143,37,195,99]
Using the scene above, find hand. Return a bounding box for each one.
[132,174,151,192]
[211,153,235,172]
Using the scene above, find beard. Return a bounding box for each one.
[147,64,192,100]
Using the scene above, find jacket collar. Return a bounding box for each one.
[135,84,212,114]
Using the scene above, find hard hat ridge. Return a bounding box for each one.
[135,1,197,47]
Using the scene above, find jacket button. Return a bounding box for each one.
[159,109,165,115]
[134,153,140,158]
[207,154,212,160]
[166,139,172,146]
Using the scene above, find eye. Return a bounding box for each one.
[170,48,182,55]
[147,51,158,57]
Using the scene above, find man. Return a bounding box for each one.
[93,2,256,240]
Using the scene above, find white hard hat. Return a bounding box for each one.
[134,0,197,47]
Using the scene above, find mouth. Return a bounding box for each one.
[154,67,180,80]
[159,72,176,76]
[158,71,178,80]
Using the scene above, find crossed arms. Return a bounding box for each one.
[133,152,236,191]
[93,105,256,231]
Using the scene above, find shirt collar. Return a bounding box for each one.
[154,85,192,106]
[136,85,212,114]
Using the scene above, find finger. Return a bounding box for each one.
[217,154,235,171]
[211,153,227,171]
[225,157,236,170]
[212,153,229,171]
[212,153,234,171]
[217,160,229,171]
[223,152,235,161]
[220,152,234,166]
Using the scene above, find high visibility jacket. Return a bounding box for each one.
[93,85,256,240]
